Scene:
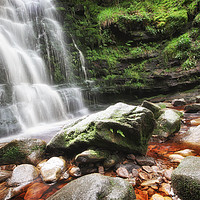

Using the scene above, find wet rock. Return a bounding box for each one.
[181,125,200,147]
[103,154,120,168]
[47,103,156,155]
[171,98,186,107]
[163,168,173,180]
[169,154,184,163]
[74,4,84,16]
[79,166,97,175]
[142,166,153,173]
[154,109,181,138]
[0,139,46,165]
[116,162,140,173]
[116,167,129,178]
[69,167,81,177]
[150,194,165,200]
[147,187,155,196]
[175,149,194,157]
[0,170,12,182]
[127,178,136,186]
[172,156,200,200]
[136,156,155,166]
[60,171,70,180]
[127,154,136,161]
[159,183,171,195]
[152,166,163,174]
[141,100,163,119]
[139,172,149,180]
[190,118,200,126]
[40,157,66,183]
[141,179,160,187]
[8,164,39,186]
[132,168,139,178]
[46,173,136,200]
[75,149,109,164]
[184,104,200,113]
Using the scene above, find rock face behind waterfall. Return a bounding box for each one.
[47,103,156,155]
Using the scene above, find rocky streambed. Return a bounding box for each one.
[1,97,200,200]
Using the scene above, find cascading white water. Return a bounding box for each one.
[0,0,88,137]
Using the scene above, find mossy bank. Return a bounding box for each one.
[54,0,200,103]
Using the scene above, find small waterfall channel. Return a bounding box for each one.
[71,37,88,81]
[0,0,88,140]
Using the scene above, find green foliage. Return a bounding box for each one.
[98,7,126,27]
[54,66,65,84]
[182,58,196,70]
[163,9,188,35]
[163,33,191,61]
[193,13,200,26]
[1,146,26,163]
[117,130,125,137]
[56,0,200,91]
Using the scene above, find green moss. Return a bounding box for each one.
[163,32,191,61]
[164,9,188,35]
[0,146,26,163]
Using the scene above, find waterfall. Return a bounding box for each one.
[71,37,88,81]
[0,0,88,138]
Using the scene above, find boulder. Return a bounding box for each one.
[8,164,39,186]
[0,139,46,165]
[46,173,136,200]
[47,103,156,155]
[75,149,110,164]
[171,98,186,107]
[153,109,181,138]
[181,125,200,147]
[171,156,200,200]
[40,157,66,183]
[75,149,120,168]
[141,100,163,119]
[184,104,200,113]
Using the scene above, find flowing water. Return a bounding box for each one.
[0,0,88,140]
[71,37,88,81]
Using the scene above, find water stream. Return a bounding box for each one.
[71,37,88,81]
[0,0,88,140]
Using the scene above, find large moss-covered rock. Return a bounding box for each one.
[171,156,200,200]
[47,173,136,200]
[0,139,46,165]
[47,103,156,155]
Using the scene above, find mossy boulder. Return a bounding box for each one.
[75,148,120,168]
[46,173,136,200]
[141,100,163,119]
[75,149,110,163]
[171,156,200,200]
[153,109,181,138]
[0,139,46,165]
[47,102,156,155]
